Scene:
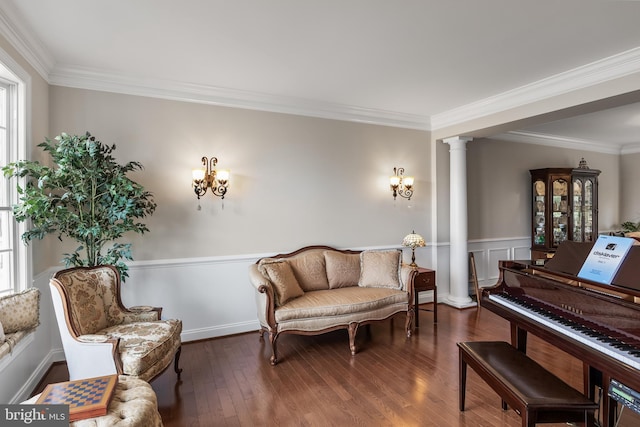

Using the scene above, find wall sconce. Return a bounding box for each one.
[389,167,414,200]
[192,156,229,200]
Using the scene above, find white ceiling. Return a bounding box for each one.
[1,0,640,151]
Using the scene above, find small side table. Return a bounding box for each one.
[412,267,436,326]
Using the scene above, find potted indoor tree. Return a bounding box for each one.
[2,132,156,280]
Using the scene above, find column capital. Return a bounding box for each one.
[442,136,473,145]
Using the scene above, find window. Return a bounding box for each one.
[0,54,28,297]
[0,81,13,295]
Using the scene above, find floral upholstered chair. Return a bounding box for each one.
[50,265,182,382]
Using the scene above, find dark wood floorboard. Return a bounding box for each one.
[35,304,615,426]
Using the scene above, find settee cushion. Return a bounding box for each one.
[358,250,402,289]
[260,252,330,292]
[259,259,305,305]
[275,287,408,322]
[287,251,329,291]
[324,251,360,289]
[0,288,40,334]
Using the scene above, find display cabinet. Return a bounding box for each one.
[530,162,600,261]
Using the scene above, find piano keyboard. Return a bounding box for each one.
[488,293,640,371]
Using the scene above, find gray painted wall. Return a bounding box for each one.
[467,138,621,240]
[48,86,433,263]
[621,152,640,225]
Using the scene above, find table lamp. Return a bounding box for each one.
[402,230,426,267]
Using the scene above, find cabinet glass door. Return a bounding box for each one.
[530,166,599,259]
[533,180,545,245]
[573,177,596,242]
[552,179,568,247]
[573,179,583,242]
[584,179,594,241]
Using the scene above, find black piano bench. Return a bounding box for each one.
[458,341,598,427]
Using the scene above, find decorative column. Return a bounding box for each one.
[443,136,475,308]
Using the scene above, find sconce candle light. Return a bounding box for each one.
[390,167,414,200]
[192,156,229,200]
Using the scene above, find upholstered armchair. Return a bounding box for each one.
[50,265,182,382]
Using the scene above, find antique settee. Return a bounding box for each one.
[249,246,416,365]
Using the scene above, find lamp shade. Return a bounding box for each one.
[192,168,206,181]
[402,231,426,249]
[216,169,230,182]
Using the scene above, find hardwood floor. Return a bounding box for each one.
[36,304,610,426]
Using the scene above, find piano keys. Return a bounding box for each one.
[481,240,640,427]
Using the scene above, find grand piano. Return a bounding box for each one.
[481,240,640,427]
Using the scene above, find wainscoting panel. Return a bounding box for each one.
[468,237,530,293]
[513,245,532,260]
[37,240,530,347]
[3,239,531,403]
[123,256,262,342]
[123,244,426,343]
[488,247,510,279]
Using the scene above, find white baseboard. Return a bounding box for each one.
[10,348,65,403]
[181,320,260,342]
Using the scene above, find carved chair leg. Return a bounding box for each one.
[258,327,266,341]
[174,346,183,377]
[269,332,279,366]
[405,308,415,338]
[348,322,359,356]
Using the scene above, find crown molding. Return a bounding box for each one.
[0,3,53,81]
[621,143,640,155]
[0,3,430,130]
[0,1,638,136]
[491,130,623,155]
[49,64,432,130]
[431,47,640,131]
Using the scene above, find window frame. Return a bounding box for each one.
[0,47,30,296]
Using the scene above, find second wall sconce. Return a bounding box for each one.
[389,167,414,200]
[192,156,229,200]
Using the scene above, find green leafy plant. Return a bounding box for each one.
[2,132,156,280]
[621,221,640,233]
